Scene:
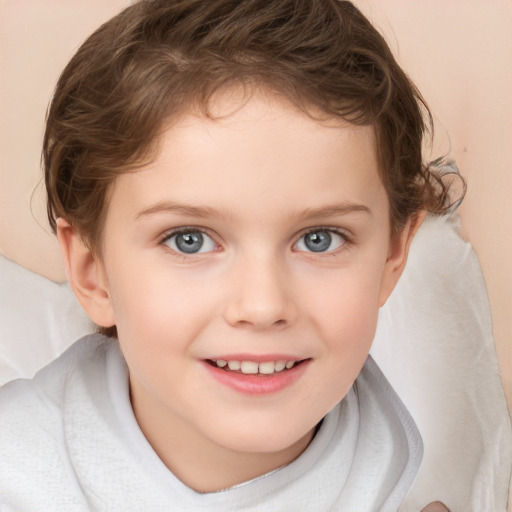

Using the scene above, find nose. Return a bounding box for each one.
[223,254,297,330]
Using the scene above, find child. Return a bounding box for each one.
[0,1,453,510]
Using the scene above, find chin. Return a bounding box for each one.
[210,419,315,456]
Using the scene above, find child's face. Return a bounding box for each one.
[65,91,415,485]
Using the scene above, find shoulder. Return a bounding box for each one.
[0,334,117,431]
[357,355,421,438]
[0,335,114,449]
[0,333,115,408]
[354,356,424,508]
[0,334,115,509]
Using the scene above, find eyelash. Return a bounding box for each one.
[294,227,352,255]
[160,227,220,255]
[159,226,352,256]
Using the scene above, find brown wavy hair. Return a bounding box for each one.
[43,0,459,336]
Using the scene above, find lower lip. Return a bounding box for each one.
[202,360,310,395]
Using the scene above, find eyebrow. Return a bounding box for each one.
[135,200,371,221]
[295,203,372,222]
[135,201,228,220]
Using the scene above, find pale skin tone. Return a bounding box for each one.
[58,91,424,493]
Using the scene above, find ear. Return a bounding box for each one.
[378,210,426,307]
[56,218,116,328]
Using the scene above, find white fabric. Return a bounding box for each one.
[0,213,511,509]
[372,214,512,511]
[0,255,92,384]
[0,334,422,511]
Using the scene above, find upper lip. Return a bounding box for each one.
[205,354,307,363]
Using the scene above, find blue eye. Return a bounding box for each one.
[295,229,346,253]
[163,230,217,254]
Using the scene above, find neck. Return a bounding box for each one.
[130,384,315,493]
[162,428,314,493]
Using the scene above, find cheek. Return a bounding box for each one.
[303,261,384,337]
[299,260,385,392]
[107,272,210,392]
[108,265,220,348]
[293,276,381,421]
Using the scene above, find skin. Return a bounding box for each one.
[58,91,423,493]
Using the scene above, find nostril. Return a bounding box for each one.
[223,286,296,329]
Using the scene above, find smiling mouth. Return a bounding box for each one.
[205,359,308,375]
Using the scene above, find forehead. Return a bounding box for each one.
[105,91,387,226]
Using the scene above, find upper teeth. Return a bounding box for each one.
[215,359,297,375]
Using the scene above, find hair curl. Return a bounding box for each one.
[43,0,461,337]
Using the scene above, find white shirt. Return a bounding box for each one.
[0,334,422,511]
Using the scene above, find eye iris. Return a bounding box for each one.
[304,231,332,252]
[176,231,204,253]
